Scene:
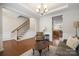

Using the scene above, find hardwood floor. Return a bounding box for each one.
[1,37,53,56]
[1,37,35,56]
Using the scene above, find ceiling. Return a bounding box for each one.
[19,3,68,16]
[3,8,20,18]
[2,3,79,19]
[23,3,66,11]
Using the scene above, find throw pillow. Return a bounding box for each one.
[66,36,79,50]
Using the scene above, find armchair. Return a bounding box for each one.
[35,32,44,40]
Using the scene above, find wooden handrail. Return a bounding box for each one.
[11,19,29,33]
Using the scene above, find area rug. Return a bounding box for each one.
[20,45,58,56]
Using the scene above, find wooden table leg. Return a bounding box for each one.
[0,51,3,56]
[48,45,49,51]
[39,50,42,56]
[33,49,34,55]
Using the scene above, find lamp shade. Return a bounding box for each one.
[73,21,79,28]
[73,21,79,37]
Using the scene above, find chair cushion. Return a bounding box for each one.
[36,32,43,36]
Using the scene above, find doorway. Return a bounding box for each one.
[52,15,63,46]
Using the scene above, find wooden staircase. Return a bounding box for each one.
[11,18,30,40]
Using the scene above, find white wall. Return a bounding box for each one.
[2,8,27,41]
[0,6,2,41]
[30,18,37,32]
[0,5,4,51]
[39,16,52,41]
[39,7,79,41]
[63,8,79,39]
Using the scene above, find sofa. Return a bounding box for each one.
[76,44,79,55]
[55,39,79,56]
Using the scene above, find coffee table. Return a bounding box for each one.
[33,40,49,56]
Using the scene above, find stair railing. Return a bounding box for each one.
[11,19,30,40]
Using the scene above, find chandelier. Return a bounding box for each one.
[36,3,48,16]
